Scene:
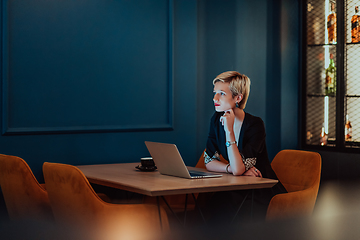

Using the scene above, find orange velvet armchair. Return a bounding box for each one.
[0,154,53,221]
[266,150,322,220]
[43,162,169,239]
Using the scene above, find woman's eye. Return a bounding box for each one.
[213,92,225,96]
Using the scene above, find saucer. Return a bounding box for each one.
[135,165,157,172]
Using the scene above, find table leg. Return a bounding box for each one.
[191,193,207,226]
[160,196,183,226]
[160,194,207,227]
[231,191,250,224]
[183,194,188,226]
[156,196,163,231]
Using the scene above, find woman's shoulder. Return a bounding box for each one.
[244,112,264,123]
[244,112,265,128]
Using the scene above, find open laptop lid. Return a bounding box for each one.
[145,141,192,178]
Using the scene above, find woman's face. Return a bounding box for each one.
[213,81,238,112]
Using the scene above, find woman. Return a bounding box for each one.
[202,71,286,223]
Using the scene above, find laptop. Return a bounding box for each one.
[145,141,222,179]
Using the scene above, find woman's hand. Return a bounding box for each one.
[220,109,235,133]
[243,166,262,177]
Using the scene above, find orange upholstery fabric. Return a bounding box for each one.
[43,162,169,238]
[266,150,321,220]
[195,150,207,169]
[0,154,53,221]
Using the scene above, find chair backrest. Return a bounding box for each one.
[43,162,169,236]
[266,150,322,220]
[43,162,106,226]
[195,149,228,169]
[271,149,321,193]
[0,154,53,221]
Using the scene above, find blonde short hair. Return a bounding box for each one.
[213,71,250,109]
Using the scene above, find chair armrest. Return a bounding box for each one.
[266,186,319,220]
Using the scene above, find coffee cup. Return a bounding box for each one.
[140,157,155,169]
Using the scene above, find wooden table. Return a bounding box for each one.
[77,162,278,196]
[78,162,279,225]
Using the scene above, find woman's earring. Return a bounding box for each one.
[235,102,239,108]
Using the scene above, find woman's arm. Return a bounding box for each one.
[240,116,267,177]
[205,159,230,173]
[242,121,266,158]
[224,131,246,175]
[204,111,261,176]
[204,132,246,175]
[204,114,235,173]
[205,109,246,175]
[243,166,262,177]
[219,109,246,175]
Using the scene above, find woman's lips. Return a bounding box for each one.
[214,103,220,106]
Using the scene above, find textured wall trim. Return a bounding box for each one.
[3,124,174,135]
[1,0,174,135]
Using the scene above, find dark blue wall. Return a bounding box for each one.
[0,0,300,181]
[197,0,299,160]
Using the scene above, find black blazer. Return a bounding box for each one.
[205,111,286,198]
